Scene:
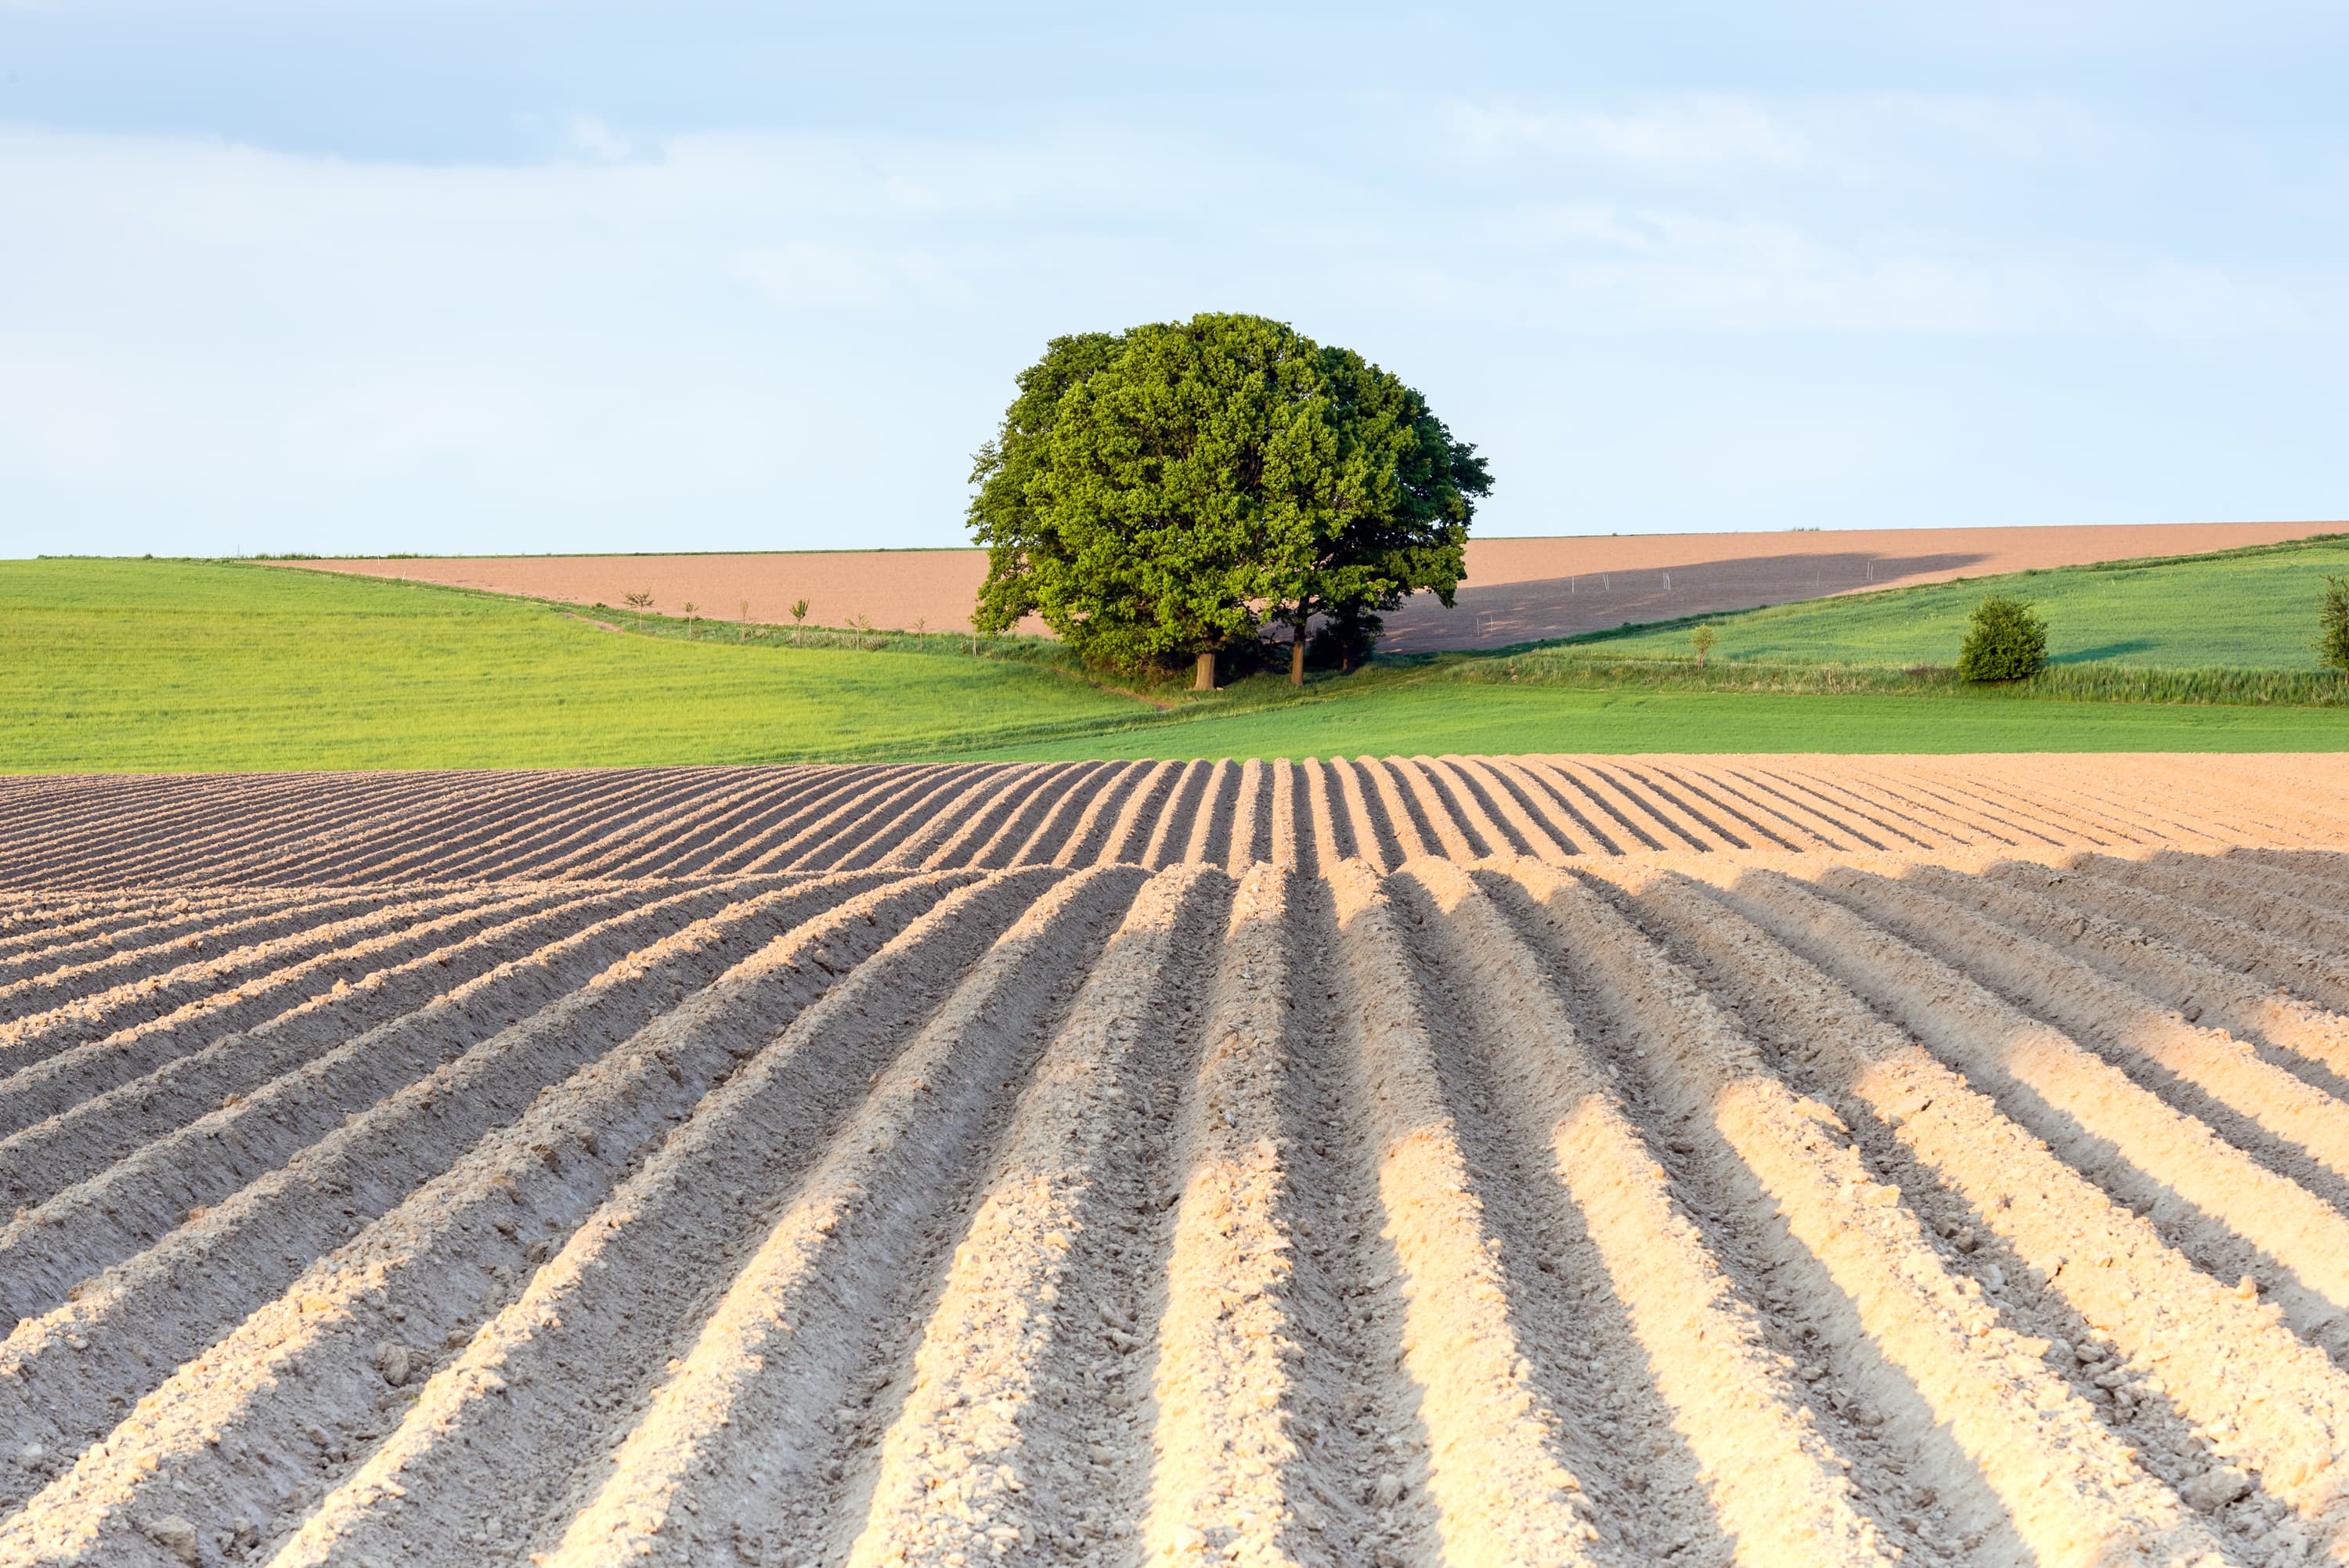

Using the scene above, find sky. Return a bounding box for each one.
[2,2,2345,558]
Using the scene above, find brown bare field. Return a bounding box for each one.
[2,755,2347,1566]
[286,519,2334,650]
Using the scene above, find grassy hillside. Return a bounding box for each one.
[0,559,1149,771]
[1581,532,2349,669]
[962,683,2349,760]
[3,555,2342,773]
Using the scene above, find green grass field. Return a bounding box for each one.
[2,554,2342,772]
[963,683,2349,760]
[0,559,1148,771]
[1584,532,2349,669]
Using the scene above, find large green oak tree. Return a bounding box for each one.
[969,312,1490,688]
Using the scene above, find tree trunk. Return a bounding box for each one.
[1290,622,1307,687]
[1194,651,1216,691]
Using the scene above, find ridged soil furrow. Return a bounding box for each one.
[1604,764,1753,850]
[565,769,836,878]
[0,889,476,1079]
[0,874,966,1563]
[1958,861,2349,1077]
[1398,861,1882,1568]
[0,890,316,986]
[1385,758,1483,860]
[532,866,1169,1568]
[0,880,872,1493]
[1138,760,1213,868]
[1298,759,1348,871]
[2045,762,2304,847]
[2232,849,2349,892]
[1524,761,1669,852]
[0,889,626,1217]
[1508,861,2228,1568]
[917,766,1059,871]
[277,863,1117,1567]
[1680,763,1880,852]
[1178,758,1239,868]
[958,762,1084,871]
[213,772,609,887]
[404,770,726,881]
[0,780,182,862]
[1699,866,2349,1344]
[703,766,920,877]
[1813,866,2349,1206]
[0,886,553,1155]
[1325,761,1402,872]
[2057,865,2349,1023]
[0,883,756,1338]
[1468,759,1593,857]
[1049,761,1155,870]
[419,768,721,882]
[485,770,785,881]
[801,765,1001,872]
[191,771,529,885]
[2070,762,2347,849]
[515,777,777,881]
[0,891,261,956]
[1763,762,1997,851]
[0,776,367,887]
[1973,764,2199,849]
[708,767,946,878]
[1311,858,1612,1565]
[24,773,363,880]
[0,885,427,1026]
[2088,854,2349,961]
[1237,757,1276,869]
[1618,867,2349,1560]
[816,765,1005,872]
[2068,765,2320,851]
[1579,762,1725,851]
[1356,758,1443,863]
[1427,759,1540,859]
[684,766,877,874]
[987,762,1117,870]
[1097,760,1178,867]
[876,766,1041,871]
[51,775,438,889]
[1409,760,1503,859]
[835,863,1231,1568]
[1918,762,2167,849]
[1260,760,1301,871]
[1134,863,1388,1566]
[1856,762,2073,850]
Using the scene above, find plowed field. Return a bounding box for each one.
[2,755,2347,1567]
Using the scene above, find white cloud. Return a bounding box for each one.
[0,107,2339,557]
[566,115,634,162]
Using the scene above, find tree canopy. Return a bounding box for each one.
[969,312,1489,685]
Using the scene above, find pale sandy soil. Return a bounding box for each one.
[285,520,2335,650]
[2,755,2347,1566]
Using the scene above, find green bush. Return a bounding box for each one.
[1956,594,2048,683]
[2318,575,2349,675]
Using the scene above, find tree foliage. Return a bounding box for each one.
[2318,575,2349,676]
[1956,594,2049,682]
[969,313,1488,681]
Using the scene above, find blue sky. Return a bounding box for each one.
[2,2,2344,557]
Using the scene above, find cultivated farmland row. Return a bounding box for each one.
[3,752,2345,889]
[2,834,2349,1563]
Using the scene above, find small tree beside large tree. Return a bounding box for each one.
[969,312,1488,688]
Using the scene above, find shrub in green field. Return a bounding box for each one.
[1957,595,2049,683]
[2319,575,2349,676]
